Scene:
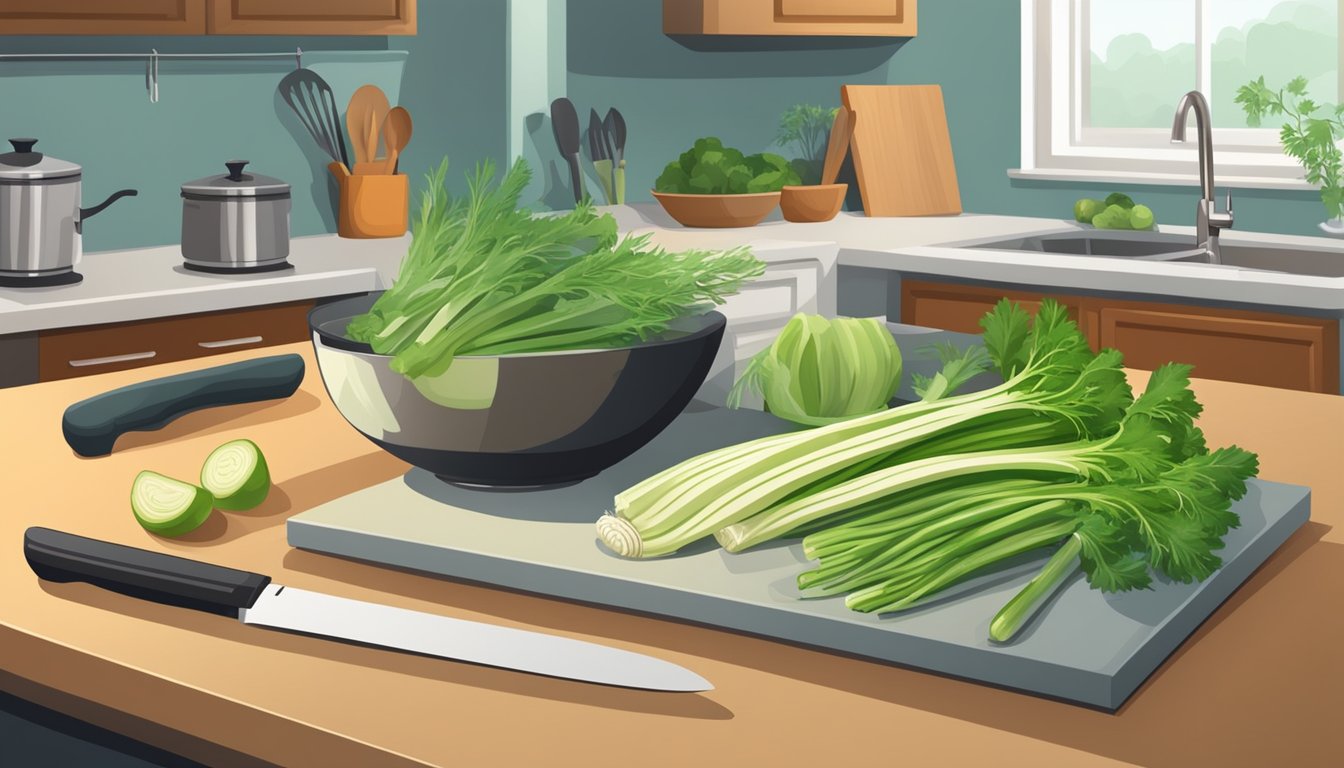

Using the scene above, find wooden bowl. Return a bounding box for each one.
[779,184,847,223]
[651,191,780,228]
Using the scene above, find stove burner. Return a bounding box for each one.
[0,271,83,288]
[183,261,294,275]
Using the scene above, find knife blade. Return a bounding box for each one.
[23,527,711,692]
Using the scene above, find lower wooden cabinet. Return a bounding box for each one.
[38,301,314,382]
[900,279,1340,394]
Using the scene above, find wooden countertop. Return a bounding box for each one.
[2,344,1340,767]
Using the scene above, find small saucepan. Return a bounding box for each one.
[180,160,291,272]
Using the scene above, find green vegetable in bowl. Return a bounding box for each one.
[1073,198,1105,223]
[727,314,903,427]
[1104,192,1135,210]
[346,158,765,380]
[131,471,214,537]
[655,137,802,195]
[201,439,270,511]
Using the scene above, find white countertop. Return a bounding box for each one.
[610,204,1344,312]
[0,233,410,335]
[6,205,1343,336]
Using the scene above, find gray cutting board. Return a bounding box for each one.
[288,405,1310,710]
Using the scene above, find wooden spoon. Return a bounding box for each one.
[346,84,390,171]
[821,106,855,186]
[381,107,413,175]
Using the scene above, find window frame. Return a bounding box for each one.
[1015,0,1332,189]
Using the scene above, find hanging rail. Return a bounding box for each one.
[0,47,303,103]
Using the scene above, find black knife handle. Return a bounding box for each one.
[24,527,271,616]
[62,354,305,457]
[566,153,585,204]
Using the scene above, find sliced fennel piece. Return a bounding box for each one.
[131,471,214,537]
[200,439,271,511]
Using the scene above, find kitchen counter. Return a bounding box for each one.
[609,204,1344,312]
[0,344,1339,767]
[0,233,411,336]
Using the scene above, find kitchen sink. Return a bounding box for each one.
[965,231,1344,277]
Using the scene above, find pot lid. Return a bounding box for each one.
[0,138,81,181]
[181,160,290,197]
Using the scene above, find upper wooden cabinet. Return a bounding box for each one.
[0,0,415,35]
[0,0,206,34]
[207,0,415,35]
[665,0,917,36]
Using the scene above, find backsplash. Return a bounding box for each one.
[561,0,1327,238]
[0,2,507,253]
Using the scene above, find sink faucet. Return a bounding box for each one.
[1171,90,1234,263]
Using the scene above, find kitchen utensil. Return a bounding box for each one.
[180,161,291,271]
[550,98,584,205]
[821,105,854,186]
[779,184,847,223]
[588,109,614,205]
[605,108,627,204]
[335,173,408,238]
[381,106,412,176]
[0,138,137,284]
[277,69,349,169]
[286,405,1309,712]
[327,161,350,179]
[346,85,390,172]
[61,354,305,457]
[309,293,726,487]
[841,85,961,216]
[651,191,780,228]
[23,526,711,692]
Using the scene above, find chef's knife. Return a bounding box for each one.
[549,98,585,205]
[23,527,711,692]
[605,108,627,205]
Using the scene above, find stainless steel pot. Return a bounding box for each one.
[180,160,290,270]
[0,138,137,277]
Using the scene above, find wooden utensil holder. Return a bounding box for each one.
[337,173,408,238]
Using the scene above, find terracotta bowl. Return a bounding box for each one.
[651,191,780,228]
[779,184,848,223]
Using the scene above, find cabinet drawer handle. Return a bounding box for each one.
[68,351,157,368]
[197,336,264,350]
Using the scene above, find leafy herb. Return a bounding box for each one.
[654,137,801,195]
[775,104,840,185]
[347,158,765,379]
[1237,75,1344,219]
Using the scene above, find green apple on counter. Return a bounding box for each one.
[1074,192,1155,230]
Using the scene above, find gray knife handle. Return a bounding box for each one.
[24,527,271,616]
[62,354,305,457]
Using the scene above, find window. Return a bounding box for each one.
[1017,0,1341,188]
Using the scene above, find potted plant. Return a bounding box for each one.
[652,137,800,228]
[1236,76,1344,234]
[774,103,839,185]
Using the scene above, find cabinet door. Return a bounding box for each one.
[0,0,206,34]
[1097,303,1340,393]
[664,0,916,36]
[899,280,1096,346]
[39,301,313,382]
[206,0,415,35]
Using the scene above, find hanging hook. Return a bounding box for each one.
[146,48,160,103]
[296,46,303,70]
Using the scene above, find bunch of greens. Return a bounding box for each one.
[726,313,903,427]
[1236,75,1344,220]
[1074,192,1155,230]
[775,104,840,185]
[596,300,1257,642]
[654,137,801,195]
[347,158,766,379]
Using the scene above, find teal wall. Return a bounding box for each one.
[0,1,506,253]
[563,0,1328,237]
